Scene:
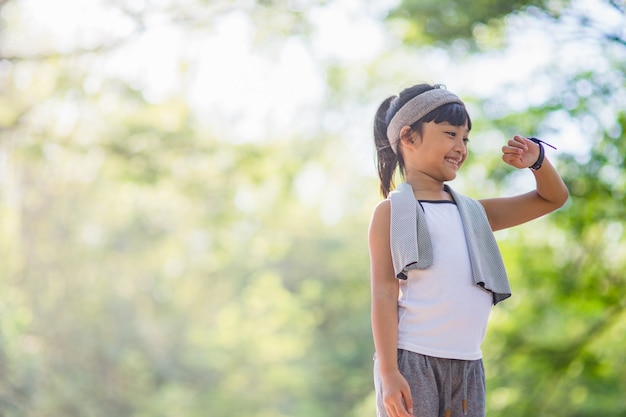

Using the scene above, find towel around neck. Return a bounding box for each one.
[388,182,511,305]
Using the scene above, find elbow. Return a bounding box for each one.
[555,185,569,209]
[539,184,569,211]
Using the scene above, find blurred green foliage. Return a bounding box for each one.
[0,0,625,416]
[387,0,543,46]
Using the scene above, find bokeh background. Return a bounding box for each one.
[0,0,625,416]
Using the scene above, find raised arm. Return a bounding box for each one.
[480,135,569,232]
[368,200,414,417]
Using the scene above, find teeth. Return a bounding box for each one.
[445,158,459,166]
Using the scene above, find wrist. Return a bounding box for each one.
[528,137,544,170]
[527,137,556,171]
[378,367,402,381]
[375,354,400,376]
[376,358,399,373]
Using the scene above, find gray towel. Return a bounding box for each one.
[389,182,511,305]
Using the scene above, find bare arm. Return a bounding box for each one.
[480,135,569,231]
[369,200,414,417]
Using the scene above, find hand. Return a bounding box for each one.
[381,370,414,417]
[501,135,540,169]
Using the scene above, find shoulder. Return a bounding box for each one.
[368,199,391,242]
[372,198,391,217]
[368,200,394,274]
[370,199,390,228]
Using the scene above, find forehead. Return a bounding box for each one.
[428,120,470,132]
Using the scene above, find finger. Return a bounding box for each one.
[384,403,394,417]
[388,402,403,417]
[387,396,412,417]
[506,138,527,150]
[502,147,524,159]
[504,138,525,148]
[391,403,412,417]
[385,397,402,417]
[514,134,529,145]
[502,154,524,168]
[403,387,414,415]
[502,145,524,153]
[502,152,523,162]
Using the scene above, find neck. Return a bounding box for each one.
[405,174,450,201]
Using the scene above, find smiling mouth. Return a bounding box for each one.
[445,158,461,168]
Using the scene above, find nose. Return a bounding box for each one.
[454,138,467,156]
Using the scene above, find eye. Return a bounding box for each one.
[463,138,470,144]
[446,131,456,137]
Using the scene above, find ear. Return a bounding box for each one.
[399,125,417,149]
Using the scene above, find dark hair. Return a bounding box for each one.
[373,84,472,197]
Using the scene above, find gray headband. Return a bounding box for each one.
[386,89,464,154]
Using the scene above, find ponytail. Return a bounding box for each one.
[374,96,404,198]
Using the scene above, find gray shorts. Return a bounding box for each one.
[374,350,486,417]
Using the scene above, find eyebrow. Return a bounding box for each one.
[440,124,470,133]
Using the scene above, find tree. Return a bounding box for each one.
[0,1,376,415]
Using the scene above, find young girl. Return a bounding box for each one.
[369,84,568,417]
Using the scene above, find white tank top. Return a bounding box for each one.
[397,201,493,360]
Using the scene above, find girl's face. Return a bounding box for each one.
[406,120,469,182]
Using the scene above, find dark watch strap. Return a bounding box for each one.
[528,138,544,170]
[527,137,557,171]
